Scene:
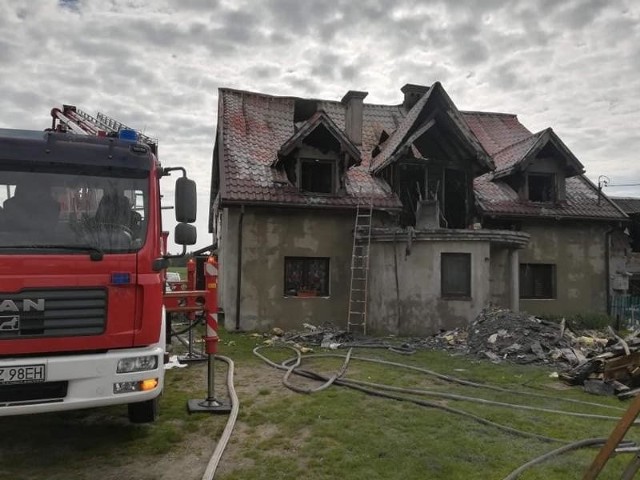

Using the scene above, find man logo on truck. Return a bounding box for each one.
[0,299,45,332]
[0,299,46,313]
[0,316,19,331]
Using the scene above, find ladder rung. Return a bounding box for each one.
[350,300,366,303]
[351,288,366,292]
[349,311,365,315]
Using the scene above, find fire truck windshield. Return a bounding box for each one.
[0,169,148,254]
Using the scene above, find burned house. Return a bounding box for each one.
[209,82,627,335]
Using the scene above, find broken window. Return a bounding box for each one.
[528,174,555,202]
[299,159,334,194]
[520,263,555,299]
[284,257,330,297]
[441,253,471,298]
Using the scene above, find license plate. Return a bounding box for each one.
[0,364,46,384]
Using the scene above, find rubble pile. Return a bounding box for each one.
[262,310,640,398]
[466,308,595,366]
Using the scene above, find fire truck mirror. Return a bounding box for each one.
[175,222,197,246]
[175,177,196,223]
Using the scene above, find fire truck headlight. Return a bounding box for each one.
[117,355,159,373]
[113,378,159,394]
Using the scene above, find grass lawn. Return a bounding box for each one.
[1,329,638,479]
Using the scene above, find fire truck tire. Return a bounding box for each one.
[127,397,159,423]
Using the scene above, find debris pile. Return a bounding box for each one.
[461,308,640,398]
[466,308,598,366]
[261,310,640,398]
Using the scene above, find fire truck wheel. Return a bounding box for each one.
[127,397,159,423]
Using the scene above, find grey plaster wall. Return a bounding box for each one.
[219,206,353,331]
[489,246,510,307]
[367,239,491,335]
[519,221,610,316]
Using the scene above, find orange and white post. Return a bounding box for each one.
[188,255,230,413]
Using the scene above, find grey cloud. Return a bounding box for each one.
[341,64,358,82]
[551,0,609,29]
[245,64,280,81]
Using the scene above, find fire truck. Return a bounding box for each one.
[0,105,197,422]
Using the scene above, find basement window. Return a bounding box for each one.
[284,257,330,297]
[441,253,471,299]
[520,263,556,299]
[528,174,555,202]
[299,159,334,194]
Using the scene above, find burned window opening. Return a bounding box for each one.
[300,159,333,194]
[528,173,555,202]
[397,163,427,227]
[284,256,329,297]
[294,99,317,124]
[520,263,556,299]
[443,168,468,229]
[395,163,468,229]
[627,216,640,253]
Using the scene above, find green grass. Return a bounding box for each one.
[1,329,639,479]
[219,332,638,480]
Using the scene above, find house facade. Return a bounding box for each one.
[209,83,627,335]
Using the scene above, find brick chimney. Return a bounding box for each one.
[341,90,368,146]
[401,83,430,111]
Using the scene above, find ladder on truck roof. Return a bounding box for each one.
[50,104,158,154]
[347,199,373,335]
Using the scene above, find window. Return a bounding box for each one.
[299,159,334,194]
[285,257,330,297]
[441,253,471,298]
[0,170,148,253]
[528,174,555,202]
[520,263,555,299]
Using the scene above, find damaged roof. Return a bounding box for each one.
[214,88,401,210]
[611,197,640,215]
[212,84,626,222]
[464,111,625,221]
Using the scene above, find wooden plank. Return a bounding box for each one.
[583,393,640,479]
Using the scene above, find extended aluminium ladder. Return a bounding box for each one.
[347,200,373,335]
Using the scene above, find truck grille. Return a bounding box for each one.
[0,289,107,339]
[0,381,68,405]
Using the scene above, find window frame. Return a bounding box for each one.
[298,158,335,194]
[527,173,556,203]
[440,252,471,299]
[520,263,556,299]
[284,256,330,298]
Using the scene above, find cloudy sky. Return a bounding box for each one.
[1,0,638,251]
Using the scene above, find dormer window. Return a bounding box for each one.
[299,158,335,194]
[528,173,555,202]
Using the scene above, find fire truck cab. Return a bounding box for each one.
[0,126,196,422]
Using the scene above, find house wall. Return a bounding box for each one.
[519,221,610,316]
[219,206,354,331]
[489,245,511,306]
[367,238,491,335]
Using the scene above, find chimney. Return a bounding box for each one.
[401,83,430,111]
[341,90,368,145]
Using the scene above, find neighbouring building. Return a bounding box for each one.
[209,82,628,335]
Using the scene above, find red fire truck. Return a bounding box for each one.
[0,105,197,422]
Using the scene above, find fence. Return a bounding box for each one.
[610,294,640,329]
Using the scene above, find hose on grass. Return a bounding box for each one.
[254,345,564,443]
[282,354,619,421]
[283,348,353,394]
[300,352,625,414]
[500,438,616,480]
[255,345,640,477]
[200,355,239,480]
